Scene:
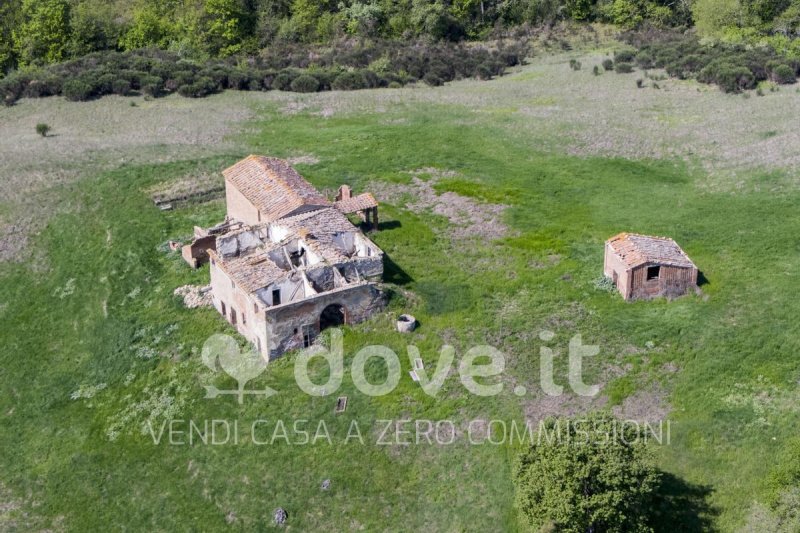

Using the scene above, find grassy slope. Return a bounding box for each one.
[1,61,799,530]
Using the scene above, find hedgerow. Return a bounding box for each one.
[0,39,527,105]
[623,29,800,93]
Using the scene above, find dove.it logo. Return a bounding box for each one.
[201,334,277,403]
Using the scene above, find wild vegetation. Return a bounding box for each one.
[0,40,525,105]
[623,28,799,92]
[514,412,660,531]
[1,47,799,530]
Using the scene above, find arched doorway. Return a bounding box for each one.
[319,304,346,331]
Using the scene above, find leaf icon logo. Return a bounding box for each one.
[201,334,272,403]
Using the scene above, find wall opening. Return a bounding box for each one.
[320,304,346,331]
[302,325,314,347]
[646,265,661,281]
[272,289,281,305]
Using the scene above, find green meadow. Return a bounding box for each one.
[1,53,799,531]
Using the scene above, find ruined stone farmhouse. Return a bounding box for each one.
[604,233,698,300]
[189,155,385,359]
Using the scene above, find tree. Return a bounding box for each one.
[119,2,178,51]
[69,0,123,57]
[0,0,22,74]
[692,0,747,38]
[514,412,659,533]
[14,0,71,66]
[197,0,250,56]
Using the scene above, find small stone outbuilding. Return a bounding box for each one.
[604,233,698,300]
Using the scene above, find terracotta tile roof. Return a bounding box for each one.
[212,248,291,293]
[222,156,330,221]
[278,207,356,236]
[334,192,378,214]
[606,233,695,269]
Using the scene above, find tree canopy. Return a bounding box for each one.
[514,412,660,532]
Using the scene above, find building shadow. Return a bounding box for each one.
[649,471,719,532]
[377,220,402,231]
[382,252,413,285]
[697,271,710,287]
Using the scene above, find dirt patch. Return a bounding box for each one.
[372,172,509,242]
[174,285,213,308]
[523,391,609,424]
[612,385,672,424]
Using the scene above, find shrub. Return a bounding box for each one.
[177,77,218,98]
[699,61,755,92]
[22,74,63,98]
[423,72,443,86]
[593,65,601,75]
[111,78,131,95]
[388,81,402,89]
[615,62,635,73]
[602,58,614,71]
[772,64,796,84]
[272,71,294,91]
[63,78,95,101]
[290,74,320,93]
[475,64,493,80]
[332,71,367,90]
[635,50,655,68]
[36,123,51,137]
[96,73,117,94]
[615,49,636,63]
[636,78,644,88]
[140,75,164,97]
[569,58,582,71]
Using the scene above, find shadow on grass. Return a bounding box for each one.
[650,471,719,532]
[697,271,710,287]
[383,252,413,285]
[377,220,402,231]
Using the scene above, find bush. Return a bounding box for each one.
[63,78,95,101]
[140,75,164,97]
[290,74,320,93]
[699,61,755,92]
[332,71,367,90]
[111,78,131,95]
[475,64,493,80]
[615,62,635,73]
[593,65,601,75]
[602,58,614,71]
[177,77,218,98]
[272,71,294,91]
[772,64,796,84]
[36,123,51,137]
[423,72,443,86]
[635,50,655,68]
[615,49,636,63]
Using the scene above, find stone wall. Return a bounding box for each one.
[262,282,386,359]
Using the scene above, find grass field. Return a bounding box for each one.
[1,49,799,531]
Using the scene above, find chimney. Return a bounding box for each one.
[336,185,352,201]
